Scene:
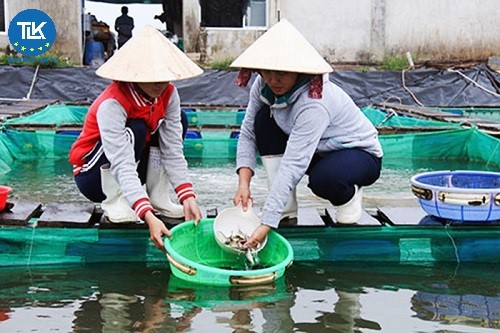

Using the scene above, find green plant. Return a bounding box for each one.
[0,54,9,65]
[210,58,236,70]
[379,54,409,71]
[357,65,372,73]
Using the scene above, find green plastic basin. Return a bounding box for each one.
[164,218,294,286]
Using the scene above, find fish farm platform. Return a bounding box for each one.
[1,201,499,267]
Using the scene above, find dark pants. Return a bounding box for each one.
[75,111,188,203]
[254,106,382,206]
[74,119,149,203]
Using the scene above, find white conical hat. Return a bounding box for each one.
[230,19,332,74]
[96,25,203,82]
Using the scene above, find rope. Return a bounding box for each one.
[26,65,40,100]
[401,69,424,106]
[382,96,403,104]
[0,65,40,102]
[377,109,398,126]
[27,220,37,267]
[485,139,500,167]
[444,221,460,278]
[447,68,500,97]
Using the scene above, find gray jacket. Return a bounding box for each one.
[236,74,383,228]
[97,88,190,207]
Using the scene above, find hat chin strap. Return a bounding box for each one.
[235,69,253,87]
[308,75,323,99]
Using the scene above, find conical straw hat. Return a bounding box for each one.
[230,19,332,74]
[96,25,203,82]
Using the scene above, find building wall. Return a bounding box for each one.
[280,0,373,63]
[184,0,500,64]
[0,0,83,64]
[384,0,498,61]
[3,0,494,66]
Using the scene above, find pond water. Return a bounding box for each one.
[1,158,499,332]
[0,262,498,332]
[0,157,495,209]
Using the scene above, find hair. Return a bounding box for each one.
[121,6,128,15]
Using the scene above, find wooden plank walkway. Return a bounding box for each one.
[375,102,500,136]
[2,200,498,229]
[0,200,379,229]
[7,199,496,229]
[0,99,59,120]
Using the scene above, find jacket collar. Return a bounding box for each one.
[260,76,311,108]
[126,83,157,108]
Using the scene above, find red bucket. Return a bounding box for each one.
[0,185,12,211]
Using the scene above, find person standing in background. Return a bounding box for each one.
[154,0,182,35]
[115,6,134,49]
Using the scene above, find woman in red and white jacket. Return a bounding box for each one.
[69,26,203,249]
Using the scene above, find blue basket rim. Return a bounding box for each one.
[410,170,500,193]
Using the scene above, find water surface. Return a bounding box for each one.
[1,158,494,209]
[0,262,498,332]
[1,158,498,332]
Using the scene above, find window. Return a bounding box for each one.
[0,0,5,32]
[200,0,267,28]
[244,0,266,27]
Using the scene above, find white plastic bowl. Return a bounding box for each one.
[213,202,267,254]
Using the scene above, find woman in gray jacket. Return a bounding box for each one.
[231,19,383,249]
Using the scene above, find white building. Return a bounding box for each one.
[0,0,499,66]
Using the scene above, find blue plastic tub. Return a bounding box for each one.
[410,170,500,222]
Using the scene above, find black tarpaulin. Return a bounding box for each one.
[331,64,500,108]
[0,65,498,108]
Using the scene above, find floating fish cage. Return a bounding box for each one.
[411,170,500,222]
[164,219,293,286]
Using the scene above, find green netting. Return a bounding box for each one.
[1,104,463,128]
[185,110,244,126]
[184,131,238,160]
[438,108,500,121]
[379,128,500,166]
[1,222,499,266]
[363,106,462,128]
[2,104,88,125]
[0,105,499,174]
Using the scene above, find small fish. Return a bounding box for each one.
[218,230,258,266]
[245,249,259,267]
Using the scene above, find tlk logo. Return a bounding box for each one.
[16,22,47,40]
[8,9,56,56]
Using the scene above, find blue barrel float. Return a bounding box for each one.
[83,40,105,66]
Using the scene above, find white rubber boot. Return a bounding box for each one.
[100,164,137,223]
[261,155,298,220]
[335,185,363,224]
[146,147,184,219]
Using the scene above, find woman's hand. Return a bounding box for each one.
[234,185,252,211]
[183,197,202,225]
[144,210,171,249]
[243,224,270,249]
[234,167,253,211]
